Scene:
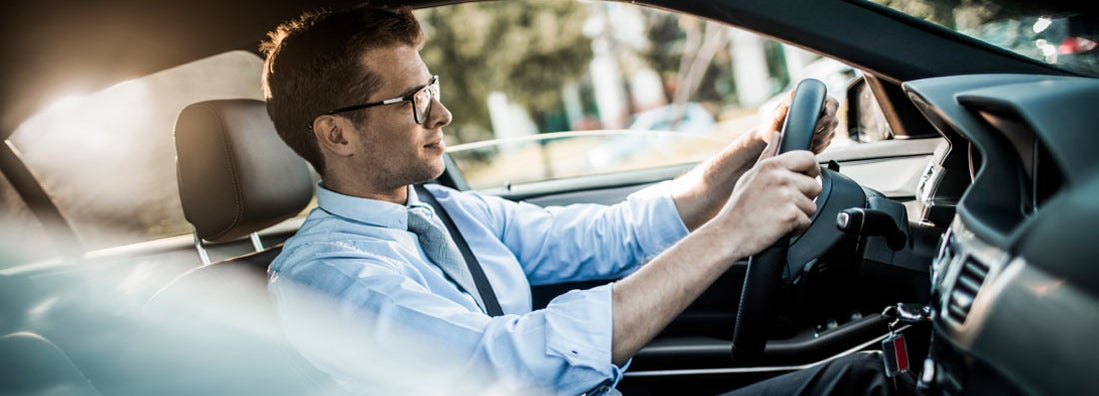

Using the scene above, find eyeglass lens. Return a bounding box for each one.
[413,78,439,124]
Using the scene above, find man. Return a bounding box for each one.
[261,6,859,395]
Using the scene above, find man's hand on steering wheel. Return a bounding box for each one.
[729,78,832,365]
[755,92,840,154]
[712,133,823,259]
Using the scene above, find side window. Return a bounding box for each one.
[417,1,877,191]
[7,51,265,251]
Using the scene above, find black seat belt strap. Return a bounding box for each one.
[414,184,504,317]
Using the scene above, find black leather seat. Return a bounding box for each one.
[173,99,313,250]
[139,99,340,395]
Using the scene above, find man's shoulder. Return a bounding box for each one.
[422,183,476,200]
[423,183,511,214]
[274,215,412,271]
[272,236,411,278]
[280,229,409,261]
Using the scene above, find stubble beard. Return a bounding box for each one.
[364,145,445,191]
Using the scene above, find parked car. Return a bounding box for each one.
[1,0,1096,395]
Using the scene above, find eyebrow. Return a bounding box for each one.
[395,76,433,98]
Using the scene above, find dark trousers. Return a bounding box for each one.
[719,352,918,396]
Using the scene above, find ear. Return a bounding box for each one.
[312,115,357,157]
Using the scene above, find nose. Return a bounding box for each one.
[425,97,452,129]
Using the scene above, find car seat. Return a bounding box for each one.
[139,99,340,395]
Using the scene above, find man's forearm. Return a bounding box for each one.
[671,131,767,230]
[610,221,744,364]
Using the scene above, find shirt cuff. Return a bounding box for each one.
[543,283,626,393]
[626,181,690,261]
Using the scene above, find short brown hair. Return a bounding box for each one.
[261,6,423,175]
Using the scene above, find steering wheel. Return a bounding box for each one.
[731,78,828,365]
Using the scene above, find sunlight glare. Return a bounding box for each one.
[1032,17,1052,34]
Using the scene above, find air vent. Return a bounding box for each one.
[944,257,990,325]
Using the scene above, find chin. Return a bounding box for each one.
[412,159,446,184]
[429,164,445,180]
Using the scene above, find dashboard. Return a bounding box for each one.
[905,75,1099,395]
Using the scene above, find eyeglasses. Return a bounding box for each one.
[325,75,440,125]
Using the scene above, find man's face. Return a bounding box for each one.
[347,45,452,190]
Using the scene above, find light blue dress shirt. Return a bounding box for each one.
[269,182,688,395]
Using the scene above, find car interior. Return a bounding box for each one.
[1,0,1096,395]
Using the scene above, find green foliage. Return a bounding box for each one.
[868,0,1066,28]
[640,12,737,107]
[417,2,593,143]
[642,12,685,89]
[872,0,963,28]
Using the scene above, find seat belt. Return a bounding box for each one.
[414,184,504,317]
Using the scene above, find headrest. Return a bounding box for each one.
[175,99,313,243]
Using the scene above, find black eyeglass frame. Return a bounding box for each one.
[318,75,439,126]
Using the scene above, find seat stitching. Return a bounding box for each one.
[207,103,244,240]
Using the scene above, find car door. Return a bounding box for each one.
[427,2,943,392]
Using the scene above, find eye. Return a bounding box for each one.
[413,88,431,111]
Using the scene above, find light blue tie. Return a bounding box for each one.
[407,205,487,313]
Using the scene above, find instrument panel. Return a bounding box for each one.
[906,74,1099,395]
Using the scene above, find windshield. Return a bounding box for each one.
[416,2,866,191]
[868,0,1099,76]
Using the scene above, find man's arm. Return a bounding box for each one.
[669,132,767,231]
[670,96,838,231]
[611,135,822,364]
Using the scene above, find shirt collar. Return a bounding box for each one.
[315,183,426,230]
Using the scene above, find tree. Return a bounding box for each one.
[868,0,1080,29]
[417,2,593,144]
[641,11,738,111]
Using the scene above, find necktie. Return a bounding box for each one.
[406,205,488,313]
